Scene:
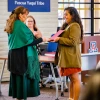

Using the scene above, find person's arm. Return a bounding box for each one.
[28,38,43,46]
[58,23,81,46]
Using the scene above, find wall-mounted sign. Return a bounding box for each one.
[8,0,50,12]
[88,41,98,53]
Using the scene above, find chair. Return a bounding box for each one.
[41,42,58,87]
[47,42,58,52]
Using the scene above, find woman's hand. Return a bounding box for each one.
[42,37,47,42]
[42,37,51,42]
[34,30,42,38]
[48,37,60,42]
[54,37,60,42]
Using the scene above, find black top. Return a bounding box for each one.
[28,38,43,46]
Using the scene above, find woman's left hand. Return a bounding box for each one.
[49,37,60,42]
[54,37,60,42]
[34,31,42,38]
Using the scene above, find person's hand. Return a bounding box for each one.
[54,37,60,42]
[42,37,52,42]
[42,37,47,42]
[49,37,60,42]
[46,38,52,42]
[34,31,42,38]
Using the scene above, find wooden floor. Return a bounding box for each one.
[0,82,69,100]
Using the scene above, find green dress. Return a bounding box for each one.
[8,20,41,100]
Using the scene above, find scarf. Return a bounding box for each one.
[8,20,40,81]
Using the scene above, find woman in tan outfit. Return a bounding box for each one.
[50,7,83,100]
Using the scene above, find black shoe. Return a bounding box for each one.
[64,88,68,92]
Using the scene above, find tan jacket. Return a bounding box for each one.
[55,22,81,68]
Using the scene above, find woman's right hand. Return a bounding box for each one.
[42,37,50,42]
[34,31,42,38]
[42,37,47,42]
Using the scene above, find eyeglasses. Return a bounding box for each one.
[28,21,33,22]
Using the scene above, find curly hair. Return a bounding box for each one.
[60,7,83,41]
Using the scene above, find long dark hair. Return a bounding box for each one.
[60,7,83,41]
[4,6,29,33]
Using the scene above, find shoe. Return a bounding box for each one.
[67,98,74,100]
[64,88,68,92]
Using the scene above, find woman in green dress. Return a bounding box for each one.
[4,6,46,100]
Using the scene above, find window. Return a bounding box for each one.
[58,0,100,36]
[94,0,100,35]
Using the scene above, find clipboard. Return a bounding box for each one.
[50,30,64,40]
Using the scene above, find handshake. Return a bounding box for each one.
[42,37,51,42]
[42,37,60,42]
[42,30,64,42]
[34,31,59,42]
[34,30,63,42]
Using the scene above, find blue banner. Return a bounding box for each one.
[8,0,50,12]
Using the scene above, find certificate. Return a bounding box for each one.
[50,30,64,40]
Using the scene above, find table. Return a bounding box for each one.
[0,57,7,96]
[39,56,65,100]
[81,52,100,84]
